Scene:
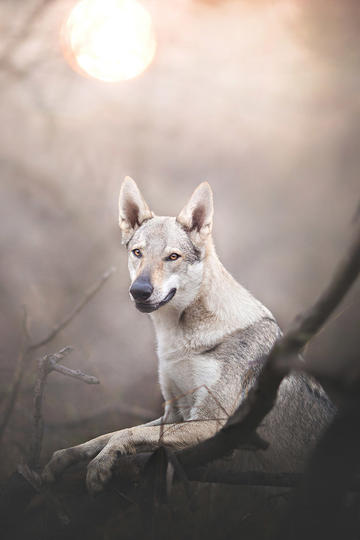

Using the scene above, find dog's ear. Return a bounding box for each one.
[176,182,213,244]
[119,177,153,244]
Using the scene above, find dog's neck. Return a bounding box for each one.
[150,237,271,352]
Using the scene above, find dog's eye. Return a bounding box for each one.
[132,249,142,258]
[168,253,180,261]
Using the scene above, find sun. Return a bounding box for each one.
[62,0,156,82]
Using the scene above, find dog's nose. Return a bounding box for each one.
[130,279,153,301]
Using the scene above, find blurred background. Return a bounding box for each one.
[0,0,359,479]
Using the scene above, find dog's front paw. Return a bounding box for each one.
[42,435,110,484]
[86,446,122,495]
[42,448,75,483]
[86,434,134,494]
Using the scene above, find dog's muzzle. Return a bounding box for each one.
[135,288,177,313]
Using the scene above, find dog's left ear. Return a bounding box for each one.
[119,176,153,244]
[176,182,213,244]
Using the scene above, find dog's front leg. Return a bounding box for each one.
[43,414,174,483]
[144,406,178,426]
[43,411,175,483]
[86,419,221,494]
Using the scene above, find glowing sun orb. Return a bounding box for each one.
[62,0,156,82]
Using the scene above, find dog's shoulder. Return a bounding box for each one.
[206,316,280,367]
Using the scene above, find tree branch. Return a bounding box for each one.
[29,347,100,469]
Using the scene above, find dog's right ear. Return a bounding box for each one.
[176,182,213,245]
[118,177,153,244]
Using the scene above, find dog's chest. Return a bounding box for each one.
[158,347,222,406]
[153,312,222,410]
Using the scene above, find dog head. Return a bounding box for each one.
[118,176,213,313]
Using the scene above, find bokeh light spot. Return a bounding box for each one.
[62,0,156,82]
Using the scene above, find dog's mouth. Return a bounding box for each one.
[135,288,177,313]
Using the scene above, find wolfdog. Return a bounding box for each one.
[44,177,333,494]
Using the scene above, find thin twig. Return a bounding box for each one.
[45,347,100,384]
[29,347,100,469]
[46,347,73,364]
[0,267,115,446]
[30,347,74,469]
[22,305,32,343]
[50,364,99,384]
[0,332,29,446]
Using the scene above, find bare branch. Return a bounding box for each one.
[0,267,115,445]
[50,364,100,385]
[42,346,100,385]
[46,346,73,364]
[29,347,100,469]
[0,314,30,445]
[21,305,32,343]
